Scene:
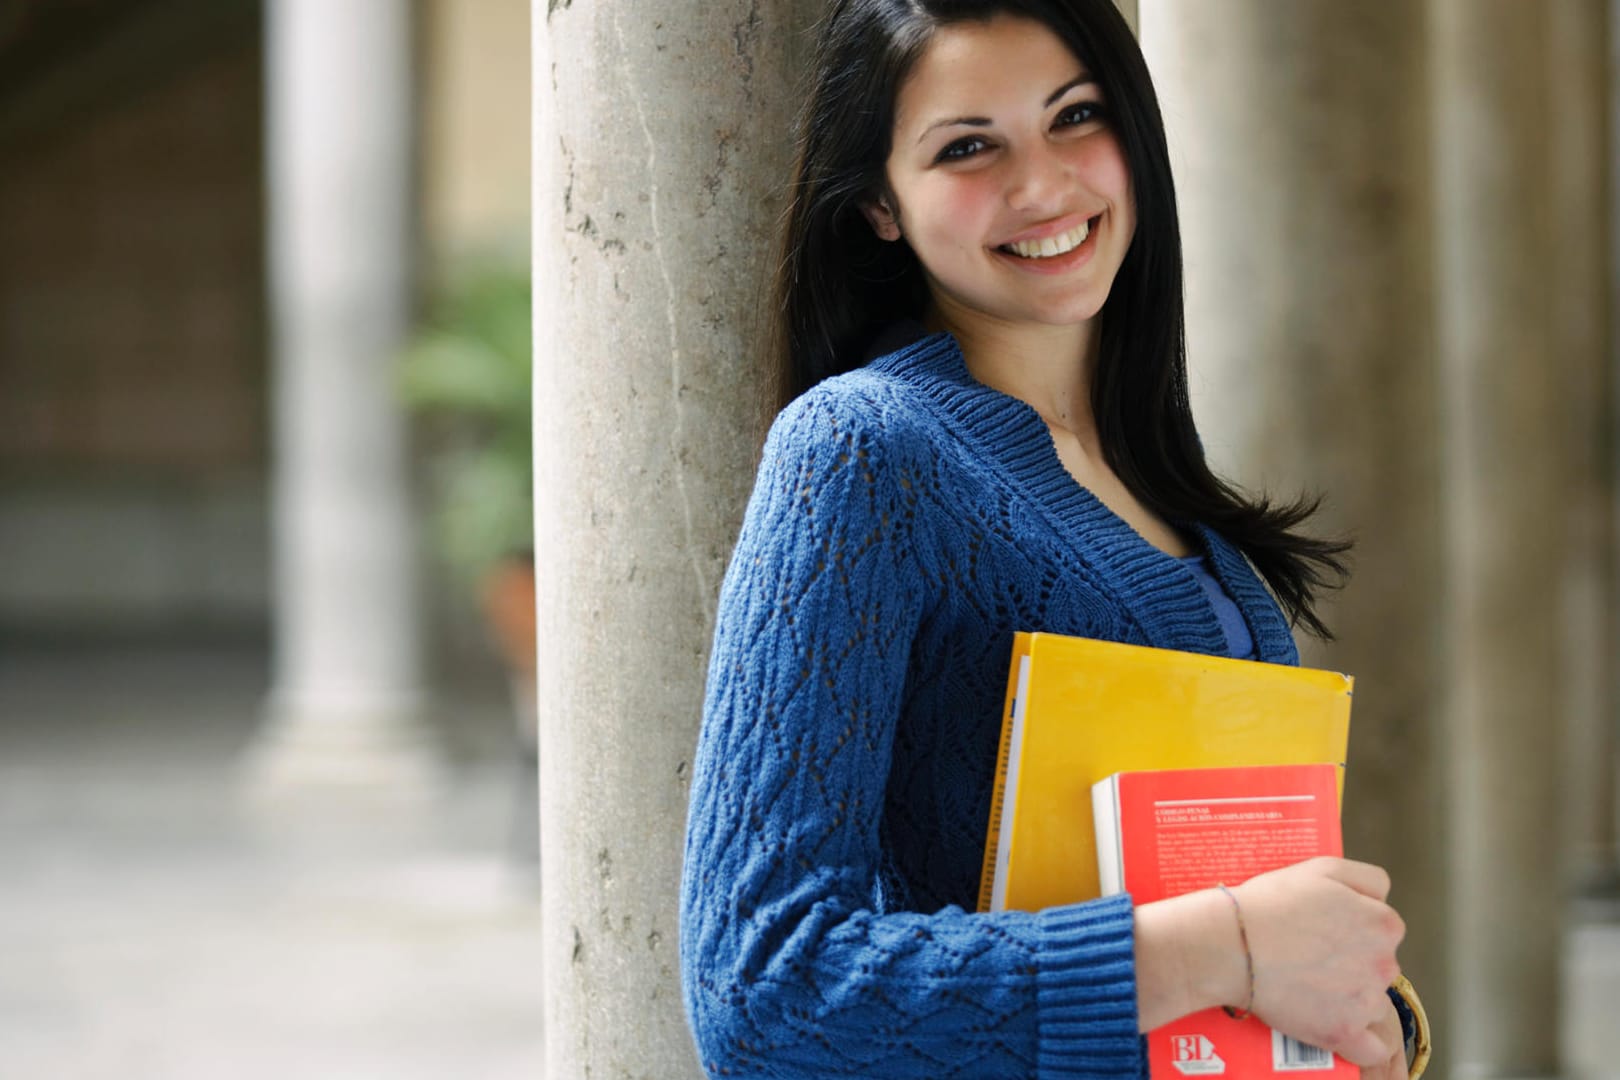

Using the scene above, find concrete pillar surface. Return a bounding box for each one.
[255,0,435,793]
[1432,1,1567,1075]
[1140,0,1447,1038]
[533,1,816,1076]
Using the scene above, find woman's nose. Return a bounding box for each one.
[1005,143,1072,212]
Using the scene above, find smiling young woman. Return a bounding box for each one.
[867,17,1134,330]
[679,2,1419,1077]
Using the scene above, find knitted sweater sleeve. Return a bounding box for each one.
[680,386,1145,1078]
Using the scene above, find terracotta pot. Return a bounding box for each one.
[480,554,537,745]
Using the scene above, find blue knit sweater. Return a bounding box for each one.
[680,332,1300,1078]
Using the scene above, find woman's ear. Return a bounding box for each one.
[859,197,903,242]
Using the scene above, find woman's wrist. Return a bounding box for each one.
[1133,888,1251,1030]
[1215,883,1255,1019]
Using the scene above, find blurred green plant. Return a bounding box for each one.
[400,263,532,582]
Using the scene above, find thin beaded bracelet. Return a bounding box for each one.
[1215,883,1255,1020]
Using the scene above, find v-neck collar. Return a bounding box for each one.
[866,330,1299,665]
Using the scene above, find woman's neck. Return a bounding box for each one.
[924,297,1103,453]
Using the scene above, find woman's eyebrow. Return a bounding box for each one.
[913,73,1098,145]
[1044,73,1096,107]
[916,115,992,143]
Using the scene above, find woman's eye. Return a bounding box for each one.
[1057,102,1104,128]
[936,136,988,163]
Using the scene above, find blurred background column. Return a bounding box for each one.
[1139,0,1447,1043]
[1432,1,1569,1075]
[250,0,437,794]
[1552,0,1620,911]
[532,0,815,1074]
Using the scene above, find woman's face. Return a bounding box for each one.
[867,14,1135,331]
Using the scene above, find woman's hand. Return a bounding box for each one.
[1133,855,1408,1064]
[1358,996,1409,1079]
[1233,857,1406,1067]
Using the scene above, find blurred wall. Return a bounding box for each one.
[0,0,532,649]
[421,0,529,263]
[412,0,531,682]
[0,4,268,639]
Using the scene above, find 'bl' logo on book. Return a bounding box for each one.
[1170,1034,1226,1075]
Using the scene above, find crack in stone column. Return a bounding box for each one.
[611,5,715,626]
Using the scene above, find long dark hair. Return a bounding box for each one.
[766,0,1348,638]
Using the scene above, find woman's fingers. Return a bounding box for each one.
[1359,1050,1407,1080]
[1315,990,1402,1067]
[1333,1023,1398,1069]
[1354,999,1408,1078]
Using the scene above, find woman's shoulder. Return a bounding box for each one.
[767,360,946,467]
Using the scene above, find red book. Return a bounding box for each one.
[1092,763,1354,1078]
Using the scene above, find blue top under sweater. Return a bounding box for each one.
[1179,554,1257,660]
[680,332,1300,1079]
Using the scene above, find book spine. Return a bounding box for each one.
[977,634,1030,913]
[1092,776,1124,897]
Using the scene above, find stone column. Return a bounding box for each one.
[1562,3,1620,1075]
[1552,0,1619,908]
[533,1,815,1075]
[1138,0,1447,1041]
[1432,2,1567,1075]
[251,0,436,795]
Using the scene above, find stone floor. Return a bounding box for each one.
[0,644,544,1080]
[3,644,1619,1079]
[1564,917,1620,1080]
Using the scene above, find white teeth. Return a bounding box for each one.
[1005,220,1091,259]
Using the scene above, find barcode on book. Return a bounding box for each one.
[1271,1028,1334,1072]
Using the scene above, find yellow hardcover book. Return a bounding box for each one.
[978,631,1353,914]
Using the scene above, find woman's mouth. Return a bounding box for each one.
[991,214,1103,273]
[997,217,1095,259]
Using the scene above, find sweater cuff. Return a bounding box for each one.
[1035,893,1143,1077]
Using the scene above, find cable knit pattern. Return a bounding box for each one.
[680,332,1299,1078]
